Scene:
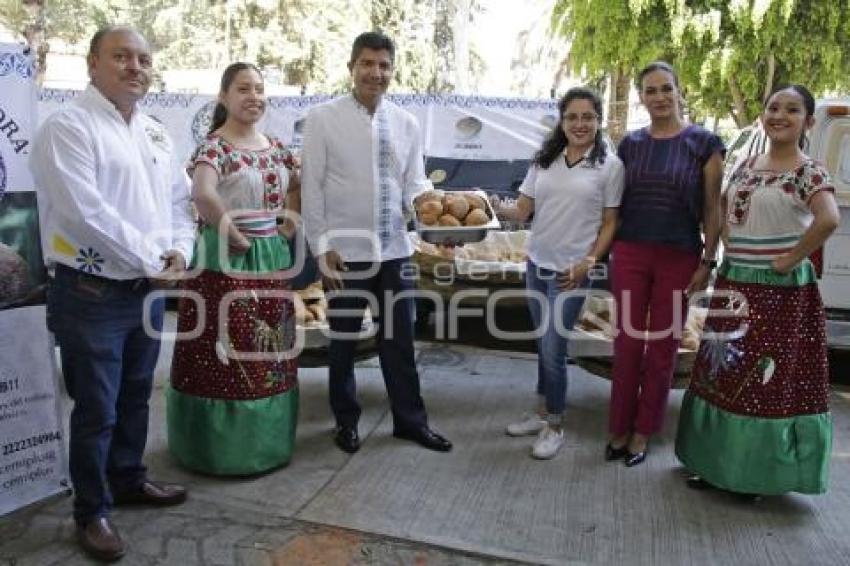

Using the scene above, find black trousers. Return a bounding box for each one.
[327,258,427,431]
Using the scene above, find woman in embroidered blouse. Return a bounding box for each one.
[494,87,624,460]
[676,84,839,496]
[168,62,300,475]
[607,61,725,467]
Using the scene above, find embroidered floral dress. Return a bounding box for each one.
[167,134,298,475]
[675,157,834,495]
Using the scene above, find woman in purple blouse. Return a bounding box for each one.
[606,62,725,466]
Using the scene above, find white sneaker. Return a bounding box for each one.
[531,425,565,460]
[505,414,546,437]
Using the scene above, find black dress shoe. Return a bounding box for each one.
[113,480,187,506]
[685,475,714,490]
[624,449,647,467]
[393,426,452,452]
[333,425,360,453]
[604,443,628,461]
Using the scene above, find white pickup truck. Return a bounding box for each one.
[724,98,850,350]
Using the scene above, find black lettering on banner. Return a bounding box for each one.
[1,431,62,456]
[0,104,30,154]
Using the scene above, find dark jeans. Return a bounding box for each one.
[48,265,163,525]
[327,258,427,431]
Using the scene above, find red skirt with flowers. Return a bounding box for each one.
[170,270,297,399]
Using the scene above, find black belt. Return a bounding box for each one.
[55,263,150,292]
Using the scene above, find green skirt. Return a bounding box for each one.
[676,393,830,494]
[167,387,299,475]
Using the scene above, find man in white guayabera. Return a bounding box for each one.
[301,31,452,454]
[30,26,195,562]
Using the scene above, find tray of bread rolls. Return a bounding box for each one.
[414,188,501,244]
[294,281,374,350]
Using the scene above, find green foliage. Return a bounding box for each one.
[552,0,850,125]
[552,0,670,78]
[0,0,91,45]
[1,0,485,95]
[671,0,850,124]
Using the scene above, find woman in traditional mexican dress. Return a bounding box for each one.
[168,62,300,475]
[676,85,840,495]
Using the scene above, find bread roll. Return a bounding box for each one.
[302,305,316,324]
[681,307,707,351]
[418,199,443,216]
[418,190,444,203]
[680,335,700,351]
[438,214,462,226]
[418,211,440,225]
[307,303,326,323]
[464,193,487,211]
[445,196,470,220]
[507,250,526,263]
[464,208,489,226]
[437,246,455,258]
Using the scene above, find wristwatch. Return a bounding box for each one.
[700,257,718,270]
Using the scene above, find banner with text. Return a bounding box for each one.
[0,43,69,516]
[38,89,556,173]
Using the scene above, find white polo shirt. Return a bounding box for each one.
[30,85,195,280]
[520,150,625,272]
[300,95,431,262]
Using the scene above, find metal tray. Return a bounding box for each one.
[414,189,501,244]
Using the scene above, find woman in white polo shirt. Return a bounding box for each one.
[495,87,624,459]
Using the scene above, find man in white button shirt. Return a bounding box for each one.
[30,26,193,561]
[302,32,452,454]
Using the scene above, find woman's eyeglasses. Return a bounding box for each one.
[563,113,599,124]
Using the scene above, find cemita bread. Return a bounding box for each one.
[464,193,487,211]
[444,195,470,219]
[415,190,492,226]
[464,208,489,226]
[419,200,443,216]
[438,214,462,226]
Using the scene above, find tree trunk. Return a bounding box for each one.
[452,0,470,93]
[727,75,750,128]
[606,68,630,145]
[430,0,453,92]
[763,52,776,103]
[22,0,48,86]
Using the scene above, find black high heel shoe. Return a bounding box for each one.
[605,443,628,461]
[685,475,713,490]
[624,448,647,467]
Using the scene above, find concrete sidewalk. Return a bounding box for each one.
[2,327,850,565]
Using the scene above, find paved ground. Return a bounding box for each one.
[2,318,850,565]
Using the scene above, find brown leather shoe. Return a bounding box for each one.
[112,480,187,506]
[76,517,126,562]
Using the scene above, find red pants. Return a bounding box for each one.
[609,241,699,436]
